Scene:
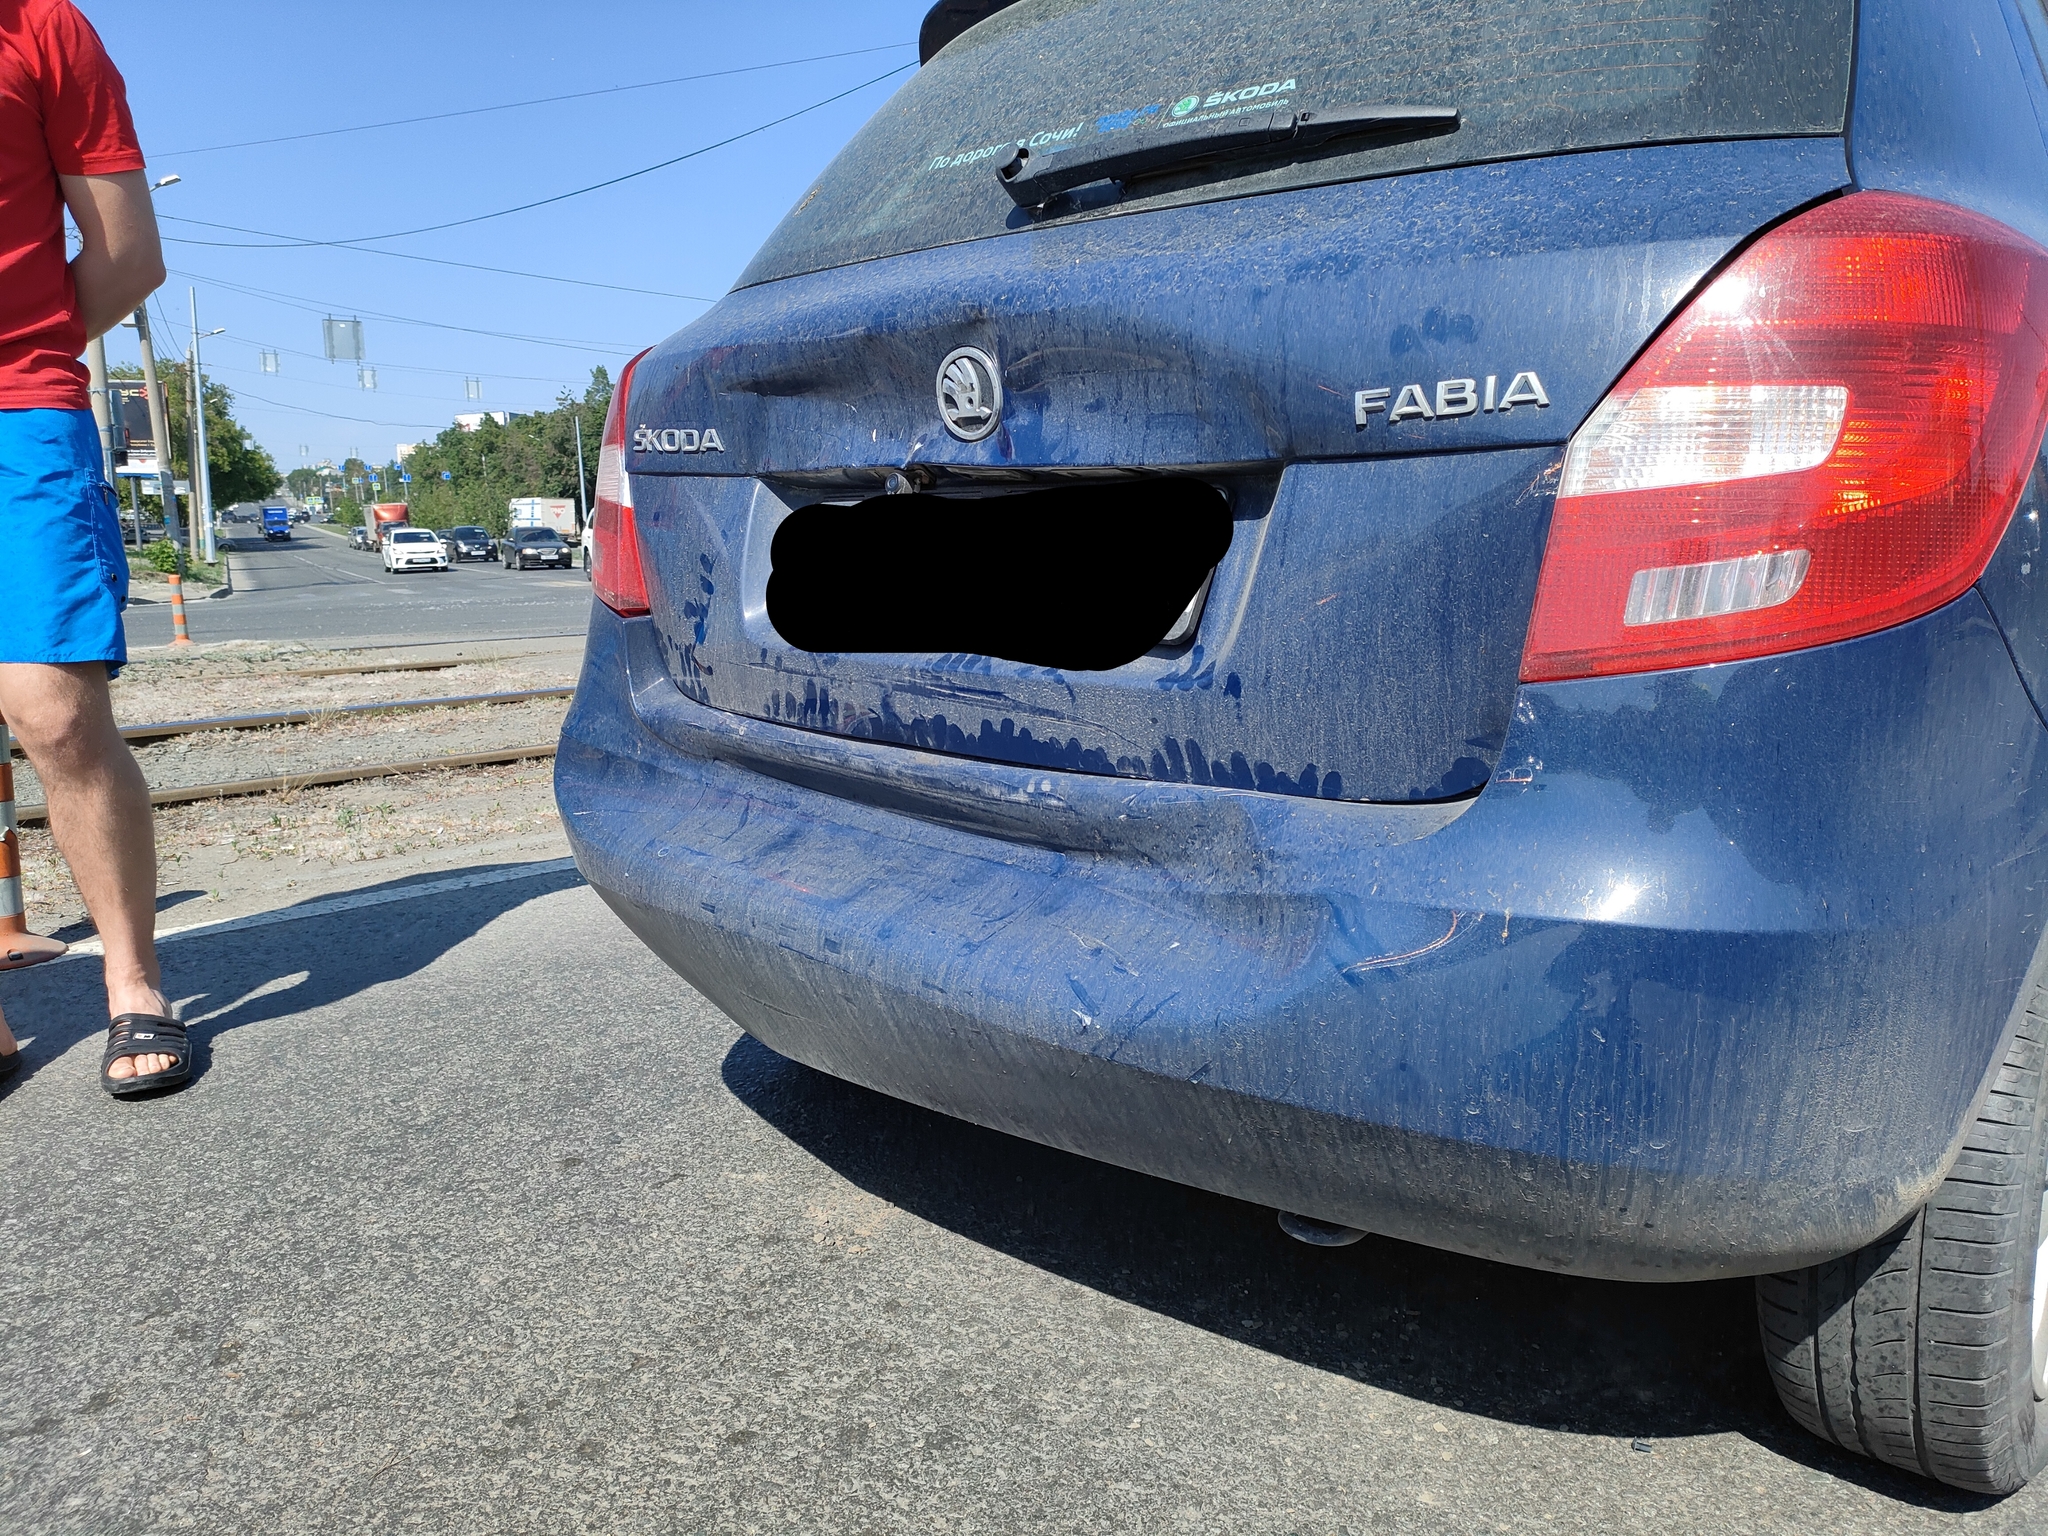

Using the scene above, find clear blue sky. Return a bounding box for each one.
[82,1,925,469]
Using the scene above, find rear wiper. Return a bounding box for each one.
[997,103,1458,208]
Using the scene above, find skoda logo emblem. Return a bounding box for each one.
[937,346,1003,442]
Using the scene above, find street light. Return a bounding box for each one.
[186,291,225,565]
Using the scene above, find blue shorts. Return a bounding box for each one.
[0,408,129,670]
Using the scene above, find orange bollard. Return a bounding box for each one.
[0,718,66,970]
[167,571,193,647]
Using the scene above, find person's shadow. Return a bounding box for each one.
[720,1032,2010,1514]
[0,860,584,1094]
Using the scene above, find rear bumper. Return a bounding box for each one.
[557,596,2048,1280]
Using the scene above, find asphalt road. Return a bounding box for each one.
[0,861,2042,1534]
[119,524,594,650]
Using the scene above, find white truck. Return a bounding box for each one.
[507,497,580,546]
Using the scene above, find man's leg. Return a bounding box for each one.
[0,661,170,1079]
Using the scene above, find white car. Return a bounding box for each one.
[383,527,450,574]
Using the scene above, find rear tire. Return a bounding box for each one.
[1756,1005,2048,1495]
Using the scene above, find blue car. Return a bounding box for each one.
[559,0,2048,1492]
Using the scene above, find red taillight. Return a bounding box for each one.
[1520,192,2048,683]
[591,347,654,617]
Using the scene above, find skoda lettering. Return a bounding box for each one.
[630,428,729,456]
[634,428,724,456]
[633,425,725,454]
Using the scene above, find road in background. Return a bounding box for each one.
[120,524,593,649]
[0,867,2035,1534]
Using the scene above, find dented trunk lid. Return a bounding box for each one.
[623,137,1845,803]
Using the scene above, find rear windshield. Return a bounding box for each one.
[739,0,1852,287]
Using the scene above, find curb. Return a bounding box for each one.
[127,584,230,605]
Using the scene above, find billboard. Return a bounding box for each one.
[108,382,160,477]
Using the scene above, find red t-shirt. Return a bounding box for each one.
[0,0,143,412]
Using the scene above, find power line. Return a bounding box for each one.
[157,43,915,156]
[110,361,451,429]
[222,334,584,390]
[161,222,717,301]
[222,386,451,430]
[174,64,913,250]
[149,293,187,356]
[165,267,634,353]
[207,358,550,412]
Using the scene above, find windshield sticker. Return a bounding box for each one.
[1096,102,1163,134]
[926,123,1082,172]
[1165,76,1299,129]
[1201,78,1297,110]
[920,72,1301,175]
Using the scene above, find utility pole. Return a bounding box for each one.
[84,337,116,485]
[188,288,216,564]
[131,305,181,566]
[183,351,200,566]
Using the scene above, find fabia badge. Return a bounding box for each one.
[937,346,1003,442]
[1355,370,1550,426]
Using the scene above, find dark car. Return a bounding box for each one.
[444,524,495,561]
[558,0,2048,1493]
[504,528,570,570]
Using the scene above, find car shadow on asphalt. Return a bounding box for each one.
[719,1032,2004,1515]
[0,860,584,1097]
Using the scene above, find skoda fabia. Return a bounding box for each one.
[558,0,2048,1493]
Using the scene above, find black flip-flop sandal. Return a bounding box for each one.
[0,1045,19,1083]
[101,1015,190,1098]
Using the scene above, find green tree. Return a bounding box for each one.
[393,367,611,536]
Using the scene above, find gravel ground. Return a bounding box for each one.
[11,638,582,941]
[106,637,582,725]
[19,757,568,940]
[15,694,571,806]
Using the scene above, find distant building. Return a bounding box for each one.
[395,443,419,461]
[454,411,510,431]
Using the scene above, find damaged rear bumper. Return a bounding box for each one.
[556,595,2048,1280]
